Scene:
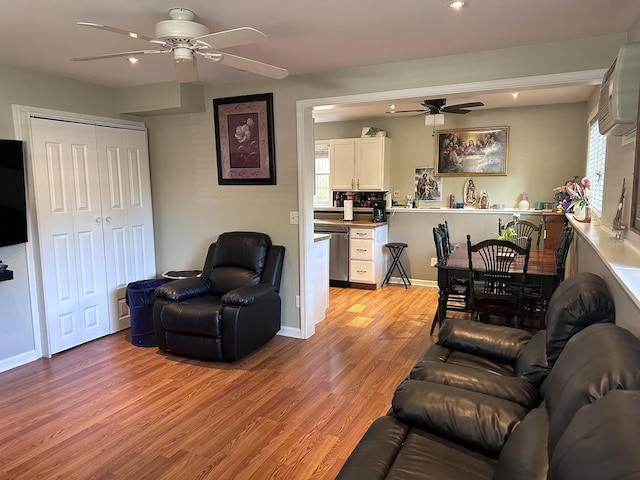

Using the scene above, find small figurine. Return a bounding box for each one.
[479,190,489,209]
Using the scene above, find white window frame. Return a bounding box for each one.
[313,140,331,207]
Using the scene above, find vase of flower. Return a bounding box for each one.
[574,204,591,223]
[518,192,529,210]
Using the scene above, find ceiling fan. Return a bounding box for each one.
[387,98,484,115]
[71,8,289,83]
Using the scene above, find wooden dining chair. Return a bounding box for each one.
[499,218,543,249]
[429,226,470,335]
[522,224,574,328]
[466,234,532,328]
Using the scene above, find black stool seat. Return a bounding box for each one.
[381,243,411,288]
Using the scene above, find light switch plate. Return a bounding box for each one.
[290,211,299,224]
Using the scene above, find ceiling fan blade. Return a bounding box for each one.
[443,101,484,110]
[175,57,199,83]
[193,27,267,50]
[71,50,169,61]
[441,108,472,114]
[77,22,155,42]
[386,109,428,114]
[202,52,288,79]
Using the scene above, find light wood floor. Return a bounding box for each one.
[0,284,438,480]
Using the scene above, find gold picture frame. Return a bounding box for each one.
[435,126,509,176]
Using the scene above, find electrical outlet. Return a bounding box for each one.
[430,257,438,267]
[393,189,400,198]
[289,211,299,224]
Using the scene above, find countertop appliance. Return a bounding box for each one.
[313,224,350,285]
[371,199,387,222]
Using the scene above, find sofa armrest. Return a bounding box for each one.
[392,379,528,457]
[409,362,540,409]
[154,277,211,302]
[438,318,533,365]
[221,284,277,306]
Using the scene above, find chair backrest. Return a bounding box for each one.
[504,219,543,249]
[553,225,574,288]
[202,232,285,296]
[433,226,447,263]
[466,234,532,298]
[439,221,453,255]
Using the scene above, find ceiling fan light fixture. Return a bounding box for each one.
[448,1,468,9]
[173,47,193,63]
[425,114,445,126]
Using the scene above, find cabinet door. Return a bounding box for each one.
[31,118,110,355]
[357,137,386,190]
[330,139,356,190]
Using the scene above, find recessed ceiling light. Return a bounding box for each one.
[127,57,140,64]
[448,1,467,9]
[389,104,397,110]
[511,92,519,98]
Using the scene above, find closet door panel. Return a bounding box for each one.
[30,118,109,354]
[123,129,156,280]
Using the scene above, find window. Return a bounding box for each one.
[314,141,331,207]
[586,116,607,214]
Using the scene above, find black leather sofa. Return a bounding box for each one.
[153,232,285,361]
[337,272,640,479]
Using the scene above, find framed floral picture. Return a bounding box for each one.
[435,126,509,176]
[213,93,276,185]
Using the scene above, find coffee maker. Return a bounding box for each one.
[371,200,387,222]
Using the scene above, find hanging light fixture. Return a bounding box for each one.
[425,114,445,126]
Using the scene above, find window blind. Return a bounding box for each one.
[586,118,607,213]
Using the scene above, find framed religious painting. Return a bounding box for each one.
[435,126,509,176]
[213,93,276,185]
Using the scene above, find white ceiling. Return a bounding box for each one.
[2,1,639,120]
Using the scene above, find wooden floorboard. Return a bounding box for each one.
[0,284,438,479]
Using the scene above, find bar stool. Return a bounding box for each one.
[381,242,411,288]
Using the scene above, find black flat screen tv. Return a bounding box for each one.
[0,140,28,247]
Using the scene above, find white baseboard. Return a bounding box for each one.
[278,326,303,338]
[0,350,40,374]
[387,277,437,288]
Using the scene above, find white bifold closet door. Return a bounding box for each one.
[30,118,156,355]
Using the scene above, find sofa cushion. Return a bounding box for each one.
[548,390,640,480]
[544,271,614,367]
[336,415,496,480]
[493,406,549,480]
[544,323,640,457]
[161,295,224,337]
[392,379,528,457]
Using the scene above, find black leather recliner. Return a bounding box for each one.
[153,232,285,361]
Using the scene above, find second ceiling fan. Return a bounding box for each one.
[388,98,484,115]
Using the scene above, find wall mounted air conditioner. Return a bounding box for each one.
[598,42,640,136]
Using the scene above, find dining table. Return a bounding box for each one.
[436,245,557,328]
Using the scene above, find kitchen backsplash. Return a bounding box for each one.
[333,191,387,207]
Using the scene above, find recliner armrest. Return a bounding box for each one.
[155,277,212,301]
[222,283,277,306]
[438,318,532,365]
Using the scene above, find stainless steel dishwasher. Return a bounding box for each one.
[314,224,350,285]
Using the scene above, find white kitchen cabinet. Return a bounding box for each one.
[349,225,388,287]
[330,137,390,191]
